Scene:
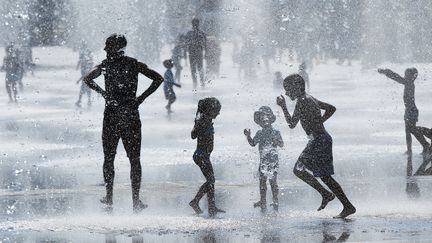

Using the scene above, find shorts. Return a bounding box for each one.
[102,109,142,159]
[259,152,279,178]
[295,131,334,177]
[404,108,419,126]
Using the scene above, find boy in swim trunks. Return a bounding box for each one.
[276,74,356,219]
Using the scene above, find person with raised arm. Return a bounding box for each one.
[378,68,430,155]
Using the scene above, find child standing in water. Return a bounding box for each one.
[377,68,430,155]
[163,59,181,113]
[244,106,284,212]
[189,97,226,217]
[276,74,356,219]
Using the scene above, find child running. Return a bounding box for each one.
[244,106,284,212]
[163,59,181,113]
[189,97,226,217]
[276,74,356,219]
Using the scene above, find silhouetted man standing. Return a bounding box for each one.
[83,34,164,212]
[185,18,207,88]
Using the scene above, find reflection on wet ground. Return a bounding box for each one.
[1,178,432,242]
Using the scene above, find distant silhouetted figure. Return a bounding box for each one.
[185,18,207,88]
[239,39,257,80]
[299,62,309,92]
[378,68,430,154]
[273,71,283,90]
[244,106,283,212]
[163,59,181,113]
[276,74,356,219]
[75,41,94,108]
[83,34,164,212]
[1,45,24,103]
[171,34,187,83]
[189,97,226,217]
[232,42,241,68]
[205,35,221,80]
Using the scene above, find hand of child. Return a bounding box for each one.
[276,95,286,107]
[243,128,251,137]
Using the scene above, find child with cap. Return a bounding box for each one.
[244,106,284,212]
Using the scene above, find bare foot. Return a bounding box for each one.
[189,200,203,214]
[100,196,112,206]
[133,200,148,213]
[333,205,356,219]
[318,193,335,211]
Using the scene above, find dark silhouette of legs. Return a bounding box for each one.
[174,63,182,83]
[190,57,198,88]
[293,168,334,211]
[258,174,267,211]
[6,80,17,102]
[6,81,13,102]
[196,56,204,86]
[269,173,279,211]
[101,124,120,206]
[190,156,224,216]
[405,122,413,154]
[321,176,356,218]
[406,122,429,154]
[100,111,145,211]
[121,114,146,211]
[192,158,215,207]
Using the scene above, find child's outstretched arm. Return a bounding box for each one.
[243,129,256,146]
[315,98,336,123]
[277,95,299,128]
[378,68,406,84]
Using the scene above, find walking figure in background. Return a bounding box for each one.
[277,74,356,218]
[83,34,164,212]
[205,35,222,81]
[185,18,207,89]
[75,41,94,108]
[378,68,430,155]
[1,45,24,103]
[189,97,226,217]
[273,71,283,90]
[171,34,187,83]
[163,59,181,113]
[244,106,284,212]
